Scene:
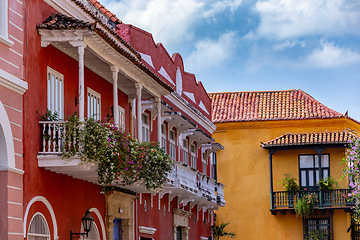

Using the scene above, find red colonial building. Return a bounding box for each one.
[0,0,27,239]
[22,0,225,239]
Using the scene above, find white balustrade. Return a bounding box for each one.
[174,161,198,194]
[198,173,217,202]
[216,182,226,206]
[39,121,66,153]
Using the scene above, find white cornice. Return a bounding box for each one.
[164,93,216,133]
[0,69,28,95]
[138,226,157,235]
[43,0,94,22]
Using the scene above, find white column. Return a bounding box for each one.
[156,97,161,143]
[70,41,87,121]
[78,45,86,121]
[135,83,142,142]
[111,66,119,125]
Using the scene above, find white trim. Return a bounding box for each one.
[3,103,22,113]
[0,36,14,47]
[89,207,107,240]
[0,167,24,174]
[139,52,155,69]
[0,68,27,94]
[7,185,23,191]
[8,216,22,220]
[183,91,196,103]
[9,8,23,18]
[87,87,101,120]
[9,21,23,31]
[9,48,23,57]
[7,201,22,206]
[138,226,157,235]
[158,66,175,85]
[198,101,209,115]
[0,101,16,168]
[23,196,59,240]
[0,56,19,69]
[0,0,14,47]
[9,34,22,45]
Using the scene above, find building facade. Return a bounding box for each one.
[21,0,225,239]
[210,90,360,240]
[0,0,27,239]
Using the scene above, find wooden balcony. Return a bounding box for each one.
[271,189,354,214]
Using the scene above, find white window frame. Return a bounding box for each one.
[202,152,207,174]
[47,67,64,119]
[161,124,166,151]
[87,88,101,121]
[27,212,51,240]
[142,113,150,142]
[190,144,197,169]
[182,139,189,165]
[0,0,13,47]
[169,129,176,160]
[117,105,125,130]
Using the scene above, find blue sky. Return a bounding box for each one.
[102,0,360,121]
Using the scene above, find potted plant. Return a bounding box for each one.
[317,176,338,206]
[304,229,329,240]
[279,174,300,207]
[211,222,236,240]
[295,193,318,217]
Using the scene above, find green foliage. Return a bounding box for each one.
[295,193,318,217]
[304,229,329,240]
[279,173,300,191]
[211,222,236,240]
[62,116,173,194]
[37,109,59,121]
[317,176,338,190]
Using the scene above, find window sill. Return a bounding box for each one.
[0,35,14,47]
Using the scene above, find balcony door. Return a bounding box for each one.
[299,154,330,190]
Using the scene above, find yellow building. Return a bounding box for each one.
[209,89,360,240]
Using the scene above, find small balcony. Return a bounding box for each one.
[216,182,225,206]
[171,161,198,196]
[271,189,354,214]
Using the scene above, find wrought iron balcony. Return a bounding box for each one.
[272,189,354,211]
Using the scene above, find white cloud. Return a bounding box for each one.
[204,0,243,18]
[249,0,360,39]
[304,42,360,68]
[106,0,204,47]
[273,40,305,51]
[185,31,237,71]
[105,0,243,48]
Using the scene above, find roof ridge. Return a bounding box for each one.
[208,89,298,95]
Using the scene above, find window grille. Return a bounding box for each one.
[47,67,64,119]
[27,213,50,240]
[87,88,101,120]
[303,214,333,240]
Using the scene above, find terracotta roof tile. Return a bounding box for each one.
[261,130,359,148]
[209,90,344,123]
[37,13,96,30]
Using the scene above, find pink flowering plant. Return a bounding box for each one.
[62,114,173,193]
[295,193,318,217]
[342,138,360,220]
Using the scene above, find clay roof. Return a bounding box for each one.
[209,90,344,123]
[37,13,174,93]
[261,130,359,148]
[37,13,96,30]
[87,0,122,24]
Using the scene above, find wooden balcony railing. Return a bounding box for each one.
[272,189,354,209]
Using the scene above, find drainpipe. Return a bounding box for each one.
[156,97,161,143]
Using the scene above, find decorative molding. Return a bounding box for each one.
[139,52,155,69]
[172,208,192,218]
[183,91,196,103]
[198,100,209,115]
[139,226,157,235]
[0,69,28,95]
[24,196,58,239]
[158,66,175,85]
[89,208,107,240]
[0,166,24,175]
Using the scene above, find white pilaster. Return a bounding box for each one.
[111,66,119,125]
[135,83,143,142]
[156,98,161,143]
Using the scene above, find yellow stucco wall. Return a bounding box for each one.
[214,118,360,240]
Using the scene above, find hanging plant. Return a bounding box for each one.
[61,114,173,193]
[295,193,318,217]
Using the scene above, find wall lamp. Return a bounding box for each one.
[70,210,94,240]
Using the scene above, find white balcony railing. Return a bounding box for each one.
[216,182,225,206]
[198,173,217,202]
[39,121,66,154]
[174,161,198,195]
